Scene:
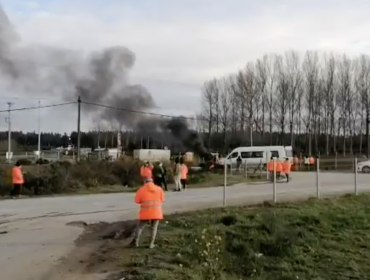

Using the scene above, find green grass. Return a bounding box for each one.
[100,194,370,280]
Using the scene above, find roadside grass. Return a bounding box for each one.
[94,193,370,280]
[75,173,266,195]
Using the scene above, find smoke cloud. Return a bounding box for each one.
[0,6,207,155]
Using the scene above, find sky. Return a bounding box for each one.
[0,0,370,133]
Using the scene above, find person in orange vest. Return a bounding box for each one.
[180,159,188,190]
[309,156,315,166]
[131,178,165,249]
[293,155,299,171]
[267,157,274,180]
[276,159,283,180]
[283,158,292,182]
[11,161,24,199]
[140,161,153,181]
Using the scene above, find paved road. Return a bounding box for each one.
[0,171,369,280]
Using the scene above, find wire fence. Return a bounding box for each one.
[220,157,370,207]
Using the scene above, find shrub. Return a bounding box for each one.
[187,228,225,280]
[17,158,33,165]
[35,158,50,165]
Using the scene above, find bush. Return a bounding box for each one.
[35,158,50,165]
[17,158,33,165]
[32,159,145,194]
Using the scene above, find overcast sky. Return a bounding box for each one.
[0,0,370,133]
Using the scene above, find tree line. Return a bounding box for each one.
[197,50,370,157]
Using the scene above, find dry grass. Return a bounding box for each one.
[83,193,370,280]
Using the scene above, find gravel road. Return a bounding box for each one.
[0,171,368,280]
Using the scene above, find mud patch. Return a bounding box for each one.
[53,220,138,280]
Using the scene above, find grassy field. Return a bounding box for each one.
[75,173,264,195]
[84,193,370,280]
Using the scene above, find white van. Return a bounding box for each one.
[221,146,293,169]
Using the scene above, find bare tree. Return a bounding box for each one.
[355,55,370,156]
[274,54,290,144]
[218,77,232,153]
[263,54,278,145]
[285,50,302,147]
[322,53,336,154]
[198,50,370,156]
[302,50,320,156]
[255,56,268,139]
[201,79,217,148]
[337,55,353,155]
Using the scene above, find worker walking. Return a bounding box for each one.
[140,161,153,181]
[267,157,274,181]
[153,161,168,191]
[180,159,188,190]
[131,178,165,249]
[173,158,182,191]
[11,161,24,199]
[276,159,283,180]
[283,158,292,183]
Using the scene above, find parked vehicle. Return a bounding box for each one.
[219,146,293,169]
[357,160,370,173]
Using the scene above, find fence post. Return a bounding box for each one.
[244,159,248,179]
[259,159,263,178]
[316,158,320,199]
[273,159,277,203]
[335,152,337,170]
[223,161,227,207]
[266,154,269,180]
[354,157,358,195]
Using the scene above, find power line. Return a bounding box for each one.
[0,101,76,113]
[82,100,203,122]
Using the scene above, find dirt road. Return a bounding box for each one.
[0,171,368,280]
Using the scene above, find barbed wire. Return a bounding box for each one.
[82,100,204,122]
[0,101,76,113]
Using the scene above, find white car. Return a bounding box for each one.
[357,160,370,173]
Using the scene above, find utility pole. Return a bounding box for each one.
[77,96,81,162]
[6,102,13,162]
[37,100,41,159]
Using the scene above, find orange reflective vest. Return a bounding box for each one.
[140,165,153,179]
[135,182,165,220]
[267,161,274,172]
[12,166,24,184]
[181,164,188,180]
[309,157,315,165]
[283,161,291,174]
[276,161,283,172]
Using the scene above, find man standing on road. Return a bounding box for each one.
[140,161,153,182]
[11,161,24,199]
[267,157,274,181]
[153,161,168,191]
[180,159,188,190]
[173,158,182,191]
[283,158,292,183]
[131,178,165,249]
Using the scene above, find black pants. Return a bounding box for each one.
[154,177,167,190]
[11,184,22,197]
[181,179,187,189]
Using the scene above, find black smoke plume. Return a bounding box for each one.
[0,6,207,155]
